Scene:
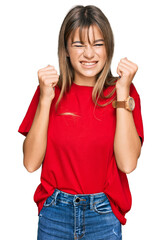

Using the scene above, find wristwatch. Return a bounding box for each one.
[112,96,135,111]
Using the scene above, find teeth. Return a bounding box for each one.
[81,62,97,66]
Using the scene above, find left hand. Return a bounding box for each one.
[116,57,138,91]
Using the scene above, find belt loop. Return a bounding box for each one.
[90,195,94,210]
[54,189,60,206]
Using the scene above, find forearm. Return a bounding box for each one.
[23,98,51,172]
[114,88,141,174]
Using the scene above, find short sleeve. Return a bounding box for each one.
[130,83,144,146]
[18,85,40,136]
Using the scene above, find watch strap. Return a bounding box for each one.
[112,100,126,108]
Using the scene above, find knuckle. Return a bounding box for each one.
[41,75,45,81]
[50,66,55,70]
[38,74,43,81]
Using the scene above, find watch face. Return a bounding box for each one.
[128,97,135,110]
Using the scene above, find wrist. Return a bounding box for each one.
[116,87,130,101]
[39,96,52,108]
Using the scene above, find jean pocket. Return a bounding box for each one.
[93,197,112,215]
[43,195,55,207]
[39,195,56,217]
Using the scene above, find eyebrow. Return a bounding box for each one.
[72,39,104,44]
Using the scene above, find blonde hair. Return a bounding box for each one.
[55,5,118,116]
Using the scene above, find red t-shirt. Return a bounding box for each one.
[18,81,144,225]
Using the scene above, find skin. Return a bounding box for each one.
[114,58,142,173]
[23,65,59,172]
[23,24,141,174]
[66,25,107,86]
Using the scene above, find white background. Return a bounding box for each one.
[0,0,161,239]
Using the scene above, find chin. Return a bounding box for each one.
[81,70,101,78]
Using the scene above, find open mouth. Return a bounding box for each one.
[80,61,98,66]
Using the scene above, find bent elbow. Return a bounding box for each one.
[25,166,35,173]
[24,162,35,173]
[123,165,137,174]
[119,159,138,174]
[23,157,38,173]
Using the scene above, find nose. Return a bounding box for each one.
[83,45,95,59]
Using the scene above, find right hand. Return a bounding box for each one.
[37,65,59,103]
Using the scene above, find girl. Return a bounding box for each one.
[18,5,144,240]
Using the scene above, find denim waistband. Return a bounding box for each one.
[50,188,108,209]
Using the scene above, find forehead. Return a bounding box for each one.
[69,25,104,43]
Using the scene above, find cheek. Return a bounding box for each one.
[102,49,107,61]
[96,48,107,61]
[68,52,76,66]
[69,50,78,61]
[69,51,83,67]
[68,55,80,71]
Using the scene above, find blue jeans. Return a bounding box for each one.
[37,188,122,239]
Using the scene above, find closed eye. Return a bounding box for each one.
[94,44,104,46]
[75,44,104,47]
[74,45,84,47]
[72,43,104,48]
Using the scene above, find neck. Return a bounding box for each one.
[74,73,96,87]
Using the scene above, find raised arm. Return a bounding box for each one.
[23,65,59,172]
[114,58,142,174]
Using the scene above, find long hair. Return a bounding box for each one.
[55,5,118,115]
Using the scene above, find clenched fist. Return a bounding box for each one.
[37,65,59,103]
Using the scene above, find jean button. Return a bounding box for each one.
[75,197,80,202]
